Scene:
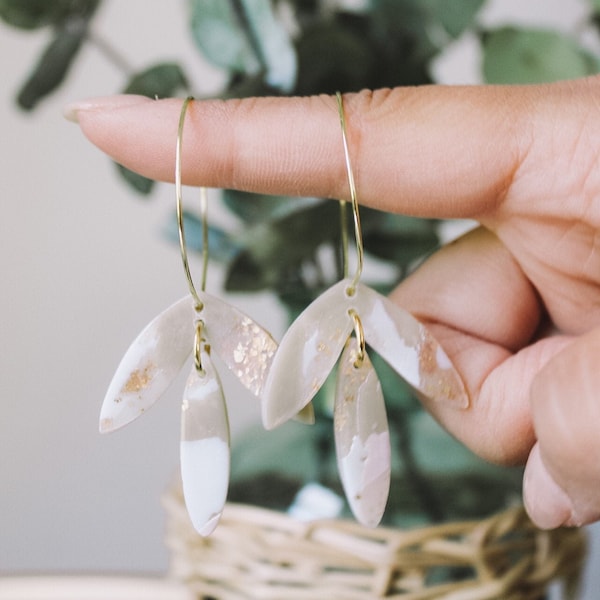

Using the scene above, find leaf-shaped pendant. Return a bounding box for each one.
[197,291,277,397]
[334,340,390,528]
[262,279,467,430]
[262,280,354,429]
[180,350,230,537]
[100,296,195,433]
[101,292,281,434]
[356,283,468,410]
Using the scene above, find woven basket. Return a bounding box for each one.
[164,485,586,600]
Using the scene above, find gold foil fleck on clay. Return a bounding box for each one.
[122,364,154,394]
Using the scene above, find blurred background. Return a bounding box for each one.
[1,0,600,598]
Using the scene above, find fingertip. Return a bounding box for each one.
[63,94,153,123]
[524,444,574,529]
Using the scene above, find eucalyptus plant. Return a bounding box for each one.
[4,0,600,525]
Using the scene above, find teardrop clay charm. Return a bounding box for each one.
[180,350,230,537]
[100,296,195,433]
[334,340,391,528]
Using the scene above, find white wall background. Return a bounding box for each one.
[1,0,599,597]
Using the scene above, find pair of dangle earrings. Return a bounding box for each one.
[100,94,468,536]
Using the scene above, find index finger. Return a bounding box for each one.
[67,86,530,219]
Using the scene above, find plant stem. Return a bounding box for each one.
[230,0,269,72]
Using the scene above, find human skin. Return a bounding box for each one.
[65,76,600,529]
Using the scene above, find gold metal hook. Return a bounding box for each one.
[348,309,366,368]
[336,92,364,296]
[176,96,209,311]
[194,319,207,376]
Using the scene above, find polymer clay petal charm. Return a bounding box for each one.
[334,340,390,528]
[262,278,468,429]
[180,350,230,537]
[261,280,354,429]
[356,283,468,410]
[101,292,280,434]
[198,290,277,397]
[100,296,195,433]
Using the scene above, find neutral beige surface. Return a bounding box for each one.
[0,577,194,600]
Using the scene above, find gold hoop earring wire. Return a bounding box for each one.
[176,96,209,374]
[336,91,364,296]
[336,92,366,368]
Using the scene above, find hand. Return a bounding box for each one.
[66,77,600,529]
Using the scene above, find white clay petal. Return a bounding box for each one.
[197,291,277,397]
[262,279,354,429]
[334,341,390,528]
[356,283,469,410]
[100,295,195,433]
[180,354,230,537]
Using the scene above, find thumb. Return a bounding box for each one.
[66,87,529,219]
[524,327,600,529]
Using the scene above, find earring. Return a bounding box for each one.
[261,92,469,528]
[99,97,279,536]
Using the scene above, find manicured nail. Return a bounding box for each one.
[523,444,574,530]
[63,94,152,123]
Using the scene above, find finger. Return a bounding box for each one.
[68,85,533,219]
[524,327,600,528]
[390,227,572,464]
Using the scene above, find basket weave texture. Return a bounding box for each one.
[164,488,586,600]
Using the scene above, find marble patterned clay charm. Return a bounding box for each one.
[100,296,194,433]
[262,278,467,430]
[100,292,277,433]
[100,97,280,537]
[334,340,391,528]
[180,350,230,536]
[100,291,278,536]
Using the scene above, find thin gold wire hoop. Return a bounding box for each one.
[176,96,209,311]
[336,92,364,295]
[348,309,366,368]
[194,320,206,376]
[176,96,209,376]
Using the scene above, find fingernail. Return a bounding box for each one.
[63,94,152,123]
[523,444,574,529]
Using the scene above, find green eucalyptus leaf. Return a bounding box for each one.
[189,0,296,91]
[363,214,439,267]
[225,201,340,292]
[225,252,269,291]
[422,0,484,39]
[17,26,85,110]
[410,411,491,474]
[222,190,319,224]
[295,22,374,94]
[238,0,297,91]
[0,0,97,30]
[115,164,155,195]
[364,0,435,87]
[189,0,260,75]
[163,209,239,263]
[483,27,600,84]
[123,63,188,98]
[231,422,323,483]
[370,0,437,63]
[221,73,277,98]
[369,352,419,412]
